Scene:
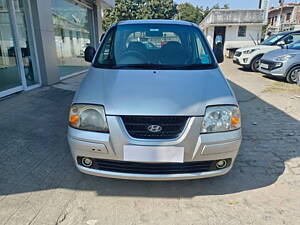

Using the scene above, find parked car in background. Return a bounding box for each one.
[259,40,300,83]
[68,20,242,181]
[233,31,300,72]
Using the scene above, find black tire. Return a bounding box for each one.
[286,66,300,84]
[250,55,263,72]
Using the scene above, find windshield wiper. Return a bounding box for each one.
[113,64,171,69]
[166,64,213,69]
[112,63,213,69]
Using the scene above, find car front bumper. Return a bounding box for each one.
[68,116,242,180]
[259,60,287,78]
[233,55,250,66]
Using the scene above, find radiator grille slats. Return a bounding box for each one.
[121,116,189,139]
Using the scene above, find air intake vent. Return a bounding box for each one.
[121,116,189,139]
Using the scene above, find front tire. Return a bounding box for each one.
[250,55,263,72]
[286,66,300,84]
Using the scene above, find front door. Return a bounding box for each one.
[213,26,226,51]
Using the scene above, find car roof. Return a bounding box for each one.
[117,19,195,26]
[278,30,300,35]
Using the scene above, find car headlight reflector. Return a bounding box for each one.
[69,104,109,132]
[201,106,241,133]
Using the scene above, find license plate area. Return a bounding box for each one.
[261,63,269,69]
[123,145,184,163]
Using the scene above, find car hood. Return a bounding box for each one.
[262,49,300,59]
[237,45,276,52]
[74,67,237,116]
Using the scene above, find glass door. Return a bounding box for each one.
[0,0,40,98]
[0,0,23,97]
[14,0,40,87]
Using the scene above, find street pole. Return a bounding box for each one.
[259,0,262,8]
[279,0,284,32]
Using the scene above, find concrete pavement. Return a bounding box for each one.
[0,60,299,225]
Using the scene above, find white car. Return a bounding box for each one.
[233,31,300,72]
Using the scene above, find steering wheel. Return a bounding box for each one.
[118,50,147,64]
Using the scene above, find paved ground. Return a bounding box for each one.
[0,59,299,225]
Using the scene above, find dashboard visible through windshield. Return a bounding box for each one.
[94,24,216,70]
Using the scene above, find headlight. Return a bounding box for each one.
[69,104,109,132]
[201,106,241,133]
[243,49,258,54]
[274,54,296,62]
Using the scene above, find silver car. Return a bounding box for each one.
[68,20,242,180]
[259,40,300,83]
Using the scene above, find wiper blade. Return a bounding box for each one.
[112,63,213,69]
[113,64,170,69]
[167,64,208,69]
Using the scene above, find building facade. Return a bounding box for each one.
[267,3,300,34]
[200,9,266,58]
[0,0,114,98]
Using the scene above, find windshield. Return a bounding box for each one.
[260,34,285,45]
[94,24,216,69]
[288,40,300,50]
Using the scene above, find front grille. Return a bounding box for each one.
[260,59,279,70]
[77,157,232,174]
[121,116,189,139]
[235,51,242,57]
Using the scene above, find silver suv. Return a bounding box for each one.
[68,20,242,180]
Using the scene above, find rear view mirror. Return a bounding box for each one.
[146,29,163,37]
[84,46,96,63]
[213,47,224,64]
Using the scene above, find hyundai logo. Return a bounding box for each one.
[147,125,162,133]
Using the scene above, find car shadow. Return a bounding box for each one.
[262,74,287,83]
[0,83,299,198]
[238,67,252,72]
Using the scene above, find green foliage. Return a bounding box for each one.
[102,0,177,31]
[138,0,177,20]
[175,3,204,24]
[102,1,230,30]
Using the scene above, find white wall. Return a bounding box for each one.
[204,25,262,57]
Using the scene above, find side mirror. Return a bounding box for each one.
[277,40,285,47]
[84,46,96,62]
[213,47,224,64]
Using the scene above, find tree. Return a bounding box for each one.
[102,0,177,31]
[175,3,204,24]
[138,0,177,20]
[102,0,141,31]
[202,4,230,19]
[102,1,230,30]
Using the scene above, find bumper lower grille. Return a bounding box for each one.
[77,157,232,174]
[121,116,189,139]
[260,59,281,71]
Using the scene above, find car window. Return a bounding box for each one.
[94,24,215,69]
[288,40,300,50]
[195,34,210,64]
[283,34,300,45]
[126,31,181,49]
[98,30,115,65]
[261,33,285,45]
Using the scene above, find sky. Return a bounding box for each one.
[174,0,300,9]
